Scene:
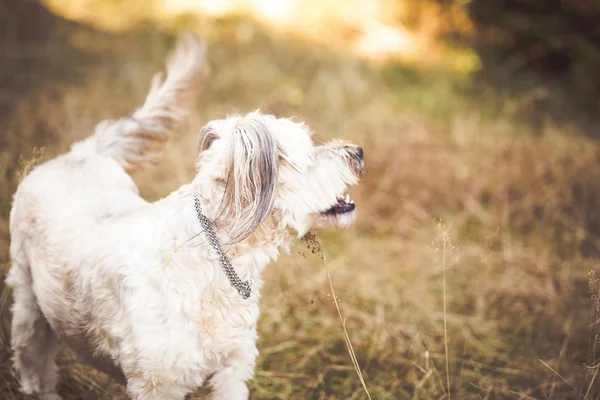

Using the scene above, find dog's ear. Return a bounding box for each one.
[197,124,218,154]
[219,117,278,243]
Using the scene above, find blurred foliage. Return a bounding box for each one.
[0,0,89,121]
[468,0,600,130]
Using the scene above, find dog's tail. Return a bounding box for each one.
[72,34,207,171]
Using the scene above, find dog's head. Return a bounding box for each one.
[196,111,364,243]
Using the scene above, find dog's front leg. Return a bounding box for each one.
[208,350,256,400]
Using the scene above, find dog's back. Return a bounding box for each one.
[6,35,207,398]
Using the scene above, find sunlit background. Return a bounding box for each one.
[1,0,600,399]
[43,0,475,64]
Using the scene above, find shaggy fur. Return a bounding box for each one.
[7,35,364,400]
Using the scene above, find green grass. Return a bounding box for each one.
[1,9,600,400]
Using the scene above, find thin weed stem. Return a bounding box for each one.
[306,231,371,399]
[584,365,598,399]
[443,230,451,400]
[326,269,372,400]
[538,359,581,397]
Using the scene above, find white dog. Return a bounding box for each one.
[7,35,364,400]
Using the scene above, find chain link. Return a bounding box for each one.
[194,195,252,299]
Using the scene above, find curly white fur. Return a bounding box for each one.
[7,36,364,400]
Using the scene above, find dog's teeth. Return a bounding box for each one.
[345,194,350,203]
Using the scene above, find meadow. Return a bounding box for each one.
[1,2,599,399]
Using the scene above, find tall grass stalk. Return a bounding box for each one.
[584,366,599,399]
[585,270,600,398]
[326,269,372,400]
[442,229,451,400]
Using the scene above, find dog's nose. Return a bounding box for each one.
[355,147,364,160]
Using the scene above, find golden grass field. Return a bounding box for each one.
[1,2,600,399]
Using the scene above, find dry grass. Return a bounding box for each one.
[1,11,600,400]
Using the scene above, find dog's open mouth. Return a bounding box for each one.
[323,194,355,215]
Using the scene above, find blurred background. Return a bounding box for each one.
[1,0,600,398]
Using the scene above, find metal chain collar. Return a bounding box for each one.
[193,194,252,299]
